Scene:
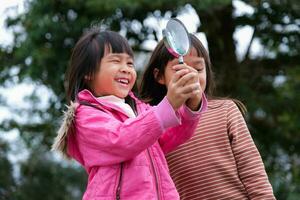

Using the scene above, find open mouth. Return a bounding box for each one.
[116,78,130,86]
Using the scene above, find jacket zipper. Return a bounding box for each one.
[147,148,161,200]
[116,163,124,200]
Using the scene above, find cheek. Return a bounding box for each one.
[165,69,176,85]
[131,70,137,82]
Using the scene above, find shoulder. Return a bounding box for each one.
[75,101,111,122]
[207,99,236,110]
[206,99,243,118]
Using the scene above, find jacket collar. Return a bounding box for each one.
[77,89,137,117]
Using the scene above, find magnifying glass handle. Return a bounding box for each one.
[178,56,184,64]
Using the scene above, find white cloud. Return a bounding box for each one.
[0,0,25,46]
[194,32,208,51]
[234,25,255,61]
[233,0,255,17]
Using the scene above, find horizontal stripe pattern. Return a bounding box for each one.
[166,100,275,200]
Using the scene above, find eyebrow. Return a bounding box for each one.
[192,59,205,65]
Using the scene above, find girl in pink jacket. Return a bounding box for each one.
[52,28,207,200]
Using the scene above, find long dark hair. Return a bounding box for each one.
[139,34,246,115]
[65,28,134,102]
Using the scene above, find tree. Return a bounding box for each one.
[0,141,15,200]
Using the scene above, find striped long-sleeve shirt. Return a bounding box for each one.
[166,99,275,200]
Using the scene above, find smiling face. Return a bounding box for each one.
[158,47,207,92]
[89,47,137,98]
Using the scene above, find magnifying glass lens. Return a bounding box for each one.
[163,18,190,63]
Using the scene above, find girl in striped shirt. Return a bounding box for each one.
[139,34,275,200]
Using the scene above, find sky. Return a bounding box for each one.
[0,0,24,45]
[0,0,29,114]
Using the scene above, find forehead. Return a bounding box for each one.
[103,46,133,59]
[167,47,204,66]
[105,53,133,59]
[186,47,199,57]
[103,43,133,58]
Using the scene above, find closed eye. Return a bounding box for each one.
[192,59,205,72]
[127,61,134,68]
[195,67,204,73]
[111,59,120,63]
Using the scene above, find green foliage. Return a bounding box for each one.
[12,151,86,200]
[0,0,299,199]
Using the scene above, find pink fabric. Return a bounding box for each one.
[67,89,207,200]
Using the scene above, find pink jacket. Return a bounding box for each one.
[66,89,207,200]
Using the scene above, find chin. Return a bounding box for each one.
[116,92,129,99]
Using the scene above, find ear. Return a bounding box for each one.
[153,68,165,85]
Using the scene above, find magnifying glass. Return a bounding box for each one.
[162,18,191,64]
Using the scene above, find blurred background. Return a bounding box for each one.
[0,0,299,199]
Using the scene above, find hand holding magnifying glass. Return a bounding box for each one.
[162,19,202,111]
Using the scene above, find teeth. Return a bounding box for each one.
[118,79,129,84]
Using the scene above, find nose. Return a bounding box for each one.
[120,65,131,74]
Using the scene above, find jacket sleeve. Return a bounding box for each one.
[75,97,180,167]
[227,100,275,200]
[159,94,208,154]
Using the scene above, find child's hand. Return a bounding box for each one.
[172,64,203,111]
[166,65,202,111]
